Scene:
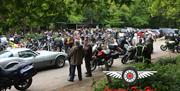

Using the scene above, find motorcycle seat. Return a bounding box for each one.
[108,45,118,50]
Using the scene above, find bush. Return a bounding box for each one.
[93,56,180,91]
[93,79,106,91]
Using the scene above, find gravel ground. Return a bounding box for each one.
[58,39,179,91]
[8,39,179,91]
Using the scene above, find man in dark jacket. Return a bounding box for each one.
[68,41,84,82]
[84,37,92,77]
[120,36,129,53]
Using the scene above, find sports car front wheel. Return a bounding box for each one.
[55,56,65,68]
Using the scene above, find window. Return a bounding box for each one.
[18,50,36,58]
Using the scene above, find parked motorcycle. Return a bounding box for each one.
[26,40,39,51]
[160,40,180,53]
[26,43,37,51]
[90,44,115,71]
[121,44,144,64]
[108,44,125,55]
[0,62,37,91]
[0,44,6,52]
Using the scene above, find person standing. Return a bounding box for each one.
[84,37,92,77]
[68,41,84,82]
[120,36,130,53]
[64,35,69,53]
[64,35,74,54]
[54,34,63,52]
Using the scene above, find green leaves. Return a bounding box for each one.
[68,14,85,23]
[0,0,179,32]
[41,3,49,10]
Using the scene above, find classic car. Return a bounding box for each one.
[0,48,68,69]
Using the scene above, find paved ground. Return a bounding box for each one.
[9,39,178,91]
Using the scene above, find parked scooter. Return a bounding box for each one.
[0,62,37,91]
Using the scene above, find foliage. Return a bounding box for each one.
[93,79,106,91]
[0,0,179,32]
[93,55,180,91]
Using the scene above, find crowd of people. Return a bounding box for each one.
[0,28,156,82]
[0,28,155,51]
[66,28,155,82]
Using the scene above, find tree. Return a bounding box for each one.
[149,0,180,28]
[0,0,179,33]
[129,0,150,28]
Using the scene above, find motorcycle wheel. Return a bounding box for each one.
[176,46,180,53]
[90,60,97,71]
[107,58,113,67]
[160,45,167,51]
[121,55,128,64]
[14,78,32,91]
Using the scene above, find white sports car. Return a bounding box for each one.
[0,48,68,69]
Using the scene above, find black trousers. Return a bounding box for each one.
[69,64,82,81]
[58,45,62,52]
[143,49,151,64]
[85,57,92,76]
